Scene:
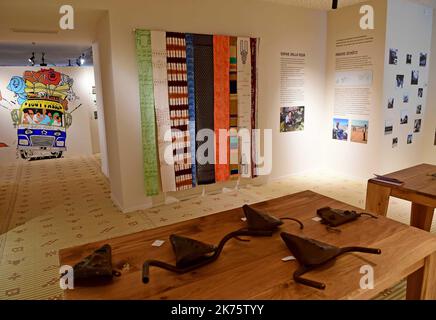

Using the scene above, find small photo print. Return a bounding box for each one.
[396,75,404,88]
[351,120,369,144]
[416,105,422,114]
[389,48,399,65]
[392,137,398,148]
[384,120,393,135]
[280,106,305,132]
[411,70,419,85]
[407,134,413,144]
[418,88,423,98]
[403,94,409,103]
[387,98,394,109]
[332,118,349,141]
[406,54,412,64]
[400,110,409,124]
[414,119,422,133]
[420,53,427,67]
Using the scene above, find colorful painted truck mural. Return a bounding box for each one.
[7,68,75,160]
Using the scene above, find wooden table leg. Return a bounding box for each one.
[406,206,435,300]
[365,182,391,216]
[407,252,436,300]
[410,203,435,232]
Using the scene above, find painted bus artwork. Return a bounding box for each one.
[7,68,75,160]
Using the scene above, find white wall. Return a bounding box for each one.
[94,0,327,211]
[324,0,388,178]
[380,0,434,172]
[0,66,96,163]
[424,9,436,164]
[92,41,109,177]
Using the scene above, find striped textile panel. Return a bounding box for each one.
[166,32,193,191]
[237,37,252,178]
[229,36,239,176]
[151,30,176,192]
[185,33,197,187]
[213,35,230,182]
[250,38,258,178]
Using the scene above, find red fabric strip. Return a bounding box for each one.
[213,35,230,182]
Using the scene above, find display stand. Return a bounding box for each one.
[222,177,241,194]
[163,192,179,205]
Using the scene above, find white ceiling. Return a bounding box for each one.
[260,0,436,10]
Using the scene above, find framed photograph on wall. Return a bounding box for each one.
[411,70,419,85]
[400,110,409,124]
[414,119,422,133]
[387,98,394,109]
[280,106,305,132]
[385,120,393,135]
[420,53,427,67]
[332,118,349,141]
[389,48,399,65]
[396,75,404,88]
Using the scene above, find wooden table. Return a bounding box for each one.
[365,164,436,231]
[60,190,436,300]
[365,163,436,299]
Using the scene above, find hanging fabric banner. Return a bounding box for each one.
[194,34,216,185]
[135,30,160,196]
[250,38,258,178]
[229,37,239,176]
[185,33,197,187]
[213,35,230,182]
[237,37,252,178]
[151,31,176,192]
[166,32,193,191]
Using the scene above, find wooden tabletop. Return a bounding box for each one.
[369,164,436,201]
[59,190,436,300]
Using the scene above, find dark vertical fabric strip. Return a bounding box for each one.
[214,35,230,182]
[194,34,215,185]
[250,38,257,178]
[229,36,239,176]
[185,33,197,187]
[134,30,160,196]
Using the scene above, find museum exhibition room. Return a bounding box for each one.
[0,0,436,308]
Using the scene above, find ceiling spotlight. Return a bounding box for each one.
[332,0,338,9]
[79,53,85,66]
[28,52,35,66]
[40,52,47,66]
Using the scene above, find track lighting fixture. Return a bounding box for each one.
[40,52,47,66]
[80,53,85,65]
[332,0,338,9]
[28,52,35,66]
[76,53,85,66]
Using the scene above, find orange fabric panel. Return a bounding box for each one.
[213,35,230,182]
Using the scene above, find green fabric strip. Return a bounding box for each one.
[135,30,159,196]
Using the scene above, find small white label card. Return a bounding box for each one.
[312,216,322,222]
[282,256,296,262]
[152,240,165,247]
[241,217,247,222]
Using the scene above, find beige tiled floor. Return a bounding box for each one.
[0,155,433,300]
